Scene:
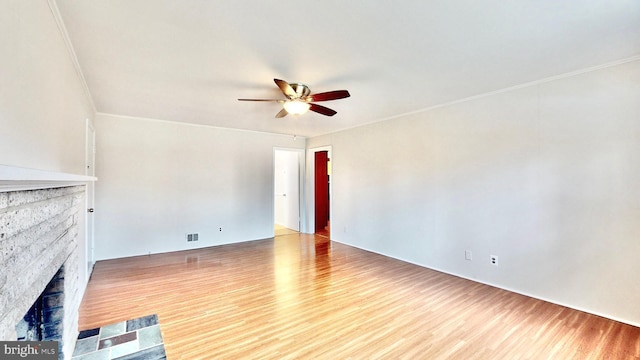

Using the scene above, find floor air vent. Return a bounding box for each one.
[186,233,199,242]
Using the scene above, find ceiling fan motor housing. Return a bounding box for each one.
[289,83,311,99]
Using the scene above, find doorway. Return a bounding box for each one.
[274,148,303,236]
[313,148,331,238]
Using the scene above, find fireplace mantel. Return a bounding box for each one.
[0,165,97,192]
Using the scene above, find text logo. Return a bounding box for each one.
[1,342,57,359]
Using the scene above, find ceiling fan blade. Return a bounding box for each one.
[275,108,288,118]
[307,90,350,102]
[309,103,337,117]
[274,79,297,99]
[238,98,285,102]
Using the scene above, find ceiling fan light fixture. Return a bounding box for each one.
[283,100,311,115]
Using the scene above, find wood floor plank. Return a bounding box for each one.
[78,233,640,359]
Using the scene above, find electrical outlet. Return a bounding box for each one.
[490,255,498,266]
[465,250,472,260]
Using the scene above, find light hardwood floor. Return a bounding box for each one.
[79,233,640,359]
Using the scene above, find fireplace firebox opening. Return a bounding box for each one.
[15,265,65,357]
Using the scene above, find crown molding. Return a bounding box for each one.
[47,0,97,114]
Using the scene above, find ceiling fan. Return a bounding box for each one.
[238,79,350,118]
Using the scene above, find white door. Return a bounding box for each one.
[274,149,301,231]
[85,119,96,277]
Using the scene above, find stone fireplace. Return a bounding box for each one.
[0,185,86,359]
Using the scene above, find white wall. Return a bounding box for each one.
[306,59,640,326]
[0,1,94,174]
[94,114,305,260]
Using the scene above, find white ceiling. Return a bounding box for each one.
[55,1,640,137]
